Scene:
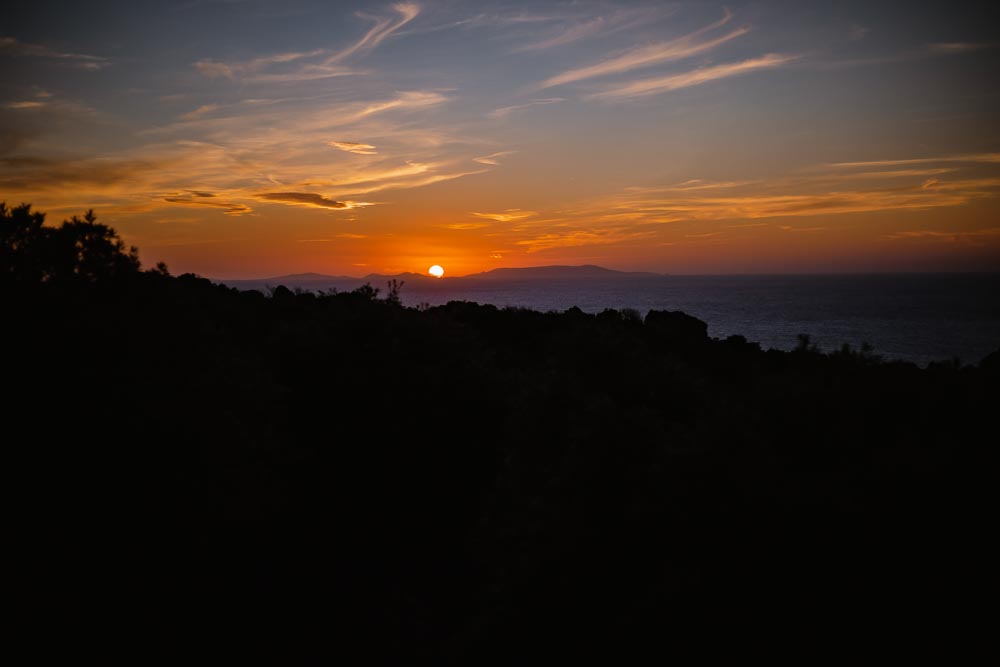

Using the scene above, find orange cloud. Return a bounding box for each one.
[329,141,377,155]
[472,209,537,222]
[162,196,252,215]
[257,192,373,210]
[516,228,657,252]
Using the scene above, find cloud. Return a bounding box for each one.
[352,91,448,119]
[194,60,236,79]
[316,164,487,196]
[193,4,418,83]
[516,228,657,252]
[0,155,159,192]
[532,10,745,90]
[350,168,487,194]
[564,154,1000,229]
[650,179,760,191]
[147,90,449,140]
[193,53,335,80]
[0,36,110,69]
[324,2,420,64]
[511,5,676,54]
[194,57,356,83]
[472,209,536,222]
[4,101,47,110]
[325,161,432,187]
[511,17,608,53]
[257,192,373,210]
[830,153,1000,168]
[294,235,369,241]
[778,225,828,233]
[927,42,994,54]
[329,141,377,155]
[181,104,220,120]
[884,227,1000,241]
[849,25,870,41]
[488,98,564,119]
[162,196,252,215]
[473,151,516,165]
[0,127,40,155]
[838,168,956,179]
[588,53,797,100]
[818,41,997,71]
[446,222,490,230]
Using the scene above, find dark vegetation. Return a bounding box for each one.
[4,203,996,660]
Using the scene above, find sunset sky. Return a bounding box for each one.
[2,0,998,277]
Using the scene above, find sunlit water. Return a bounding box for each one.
[391,274,1000,366]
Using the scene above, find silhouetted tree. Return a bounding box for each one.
[0,202,139,283]
[386,279,404,305]
[0,202,47,281]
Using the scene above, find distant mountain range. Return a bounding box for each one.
[218,265,665,292]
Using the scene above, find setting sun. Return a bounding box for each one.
[428,265,445,278]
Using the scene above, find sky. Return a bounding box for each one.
[1,0,998,277]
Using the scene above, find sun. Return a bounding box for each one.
[428,264,444,278]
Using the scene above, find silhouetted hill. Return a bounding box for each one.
[222,271,359,291]
[219,264,663,292]
[463,264,662,281]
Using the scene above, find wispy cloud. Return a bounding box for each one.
[324,161,432,187]
[472,209,536,222]
[193,3,419,83]
[0,155,158,192]
[350,91,448,120]
[587,53,797,101]
[326,2,420,64]
[830,153,1000,168]
[532,10,745,90]
[329,140,378,155]
[473,151,516,165]
[509,6,671,53]
[649,179,760,191]
[849,25,870,41]
[195,48,330,79]
[884,227,1000,241]
[488,98,564,119]
[819,41,997,71]
[0,36,110,69]
[516,227,657,253]
[445,222,490,230]
[4,101,47,110]
[570,158,1000,227]
[181,104,221,120]
[257,192,373,210]
[927,42,994,54]
[511,17,608,53]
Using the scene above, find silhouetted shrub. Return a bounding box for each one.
[644,309,708,348]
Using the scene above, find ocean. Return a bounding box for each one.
[387,273,1000,367]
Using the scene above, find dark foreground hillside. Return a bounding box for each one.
[4,204,997,660]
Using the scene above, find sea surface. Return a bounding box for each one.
[390,273,1000,367]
